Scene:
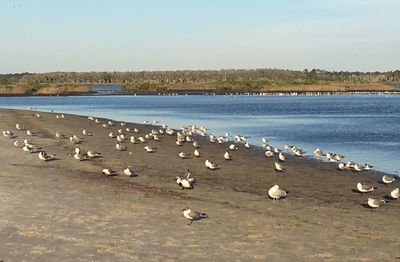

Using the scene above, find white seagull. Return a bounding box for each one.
[123,167,136,177]
[178,152,190,159]
[38,151,56,161]
[194,149,200,157]
[389,188,399,199]
[224,151,232,160]
[278,152,286,162]
[274,162,285,172]
[268,185,287,202]
[82,129,92,136]
[182,207,208,225]
[382,175,395,184]
[144,146,156,153]
[356,182,375,193]
[116,143,127,151]
[367,198,387,208]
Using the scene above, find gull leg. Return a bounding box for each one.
[187,220,193,225]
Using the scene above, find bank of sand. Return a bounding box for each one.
[0,108,399,261]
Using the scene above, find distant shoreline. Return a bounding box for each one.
[0,90,399,97]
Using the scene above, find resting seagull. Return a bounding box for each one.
[382,175,395,184]
[102,168,117,176]
[123,167,136,177]
[38,151,56,161]
[356,182,375,193]
[144,146,156,153]
[367,198,387,208]
[182,207,208,225]
[178,152,190,159]
[389,188,399,199]
[268,185,287,202]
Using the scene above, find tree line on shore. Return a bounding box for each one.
[0,69,399,94]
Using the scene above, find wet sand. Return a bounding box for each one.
[0,108,399,261]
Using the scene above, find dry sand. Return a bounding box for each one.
[0,108,399,261]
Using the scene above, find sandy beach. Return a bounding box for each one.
[0,108,399,261]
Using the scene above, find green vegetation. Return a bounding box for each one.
[0,69,399,94]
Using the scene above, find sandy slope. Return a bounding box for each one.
[0,108,399,261]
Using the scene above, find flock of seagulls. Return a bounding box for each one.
[2,109,399,226]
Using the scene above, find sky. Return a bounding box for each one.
[0,0,399,73]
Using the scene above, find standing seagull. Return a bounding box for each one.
[182,207,208,225]
[268,185,288,202]
[274,162,285,172]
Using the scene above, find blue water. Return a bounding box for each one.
[0,95,399,174]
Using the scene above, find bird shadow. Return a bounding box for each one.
[383,195,393,200]
[361,203,372,209]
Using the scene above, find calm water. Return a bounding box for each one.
[0,95,399,174]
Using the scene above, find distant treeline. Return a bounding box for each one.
[1,69,399,93]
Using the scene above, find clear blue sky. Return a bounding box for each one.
[0,0,399,73]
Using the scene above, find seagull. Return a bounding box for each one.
[268,185,288,202]
[144,146,156,153]
[95,118,102,124]
[120,121,127,126]
[274,162,285,172]
[224,151,232,160]
[265,150,274,158]
[116,143,127,151]
[192,141,201,148]
[123,167,136,177]
[102,168,117,176]
[87,150,101,158]
[278,152,286,162]
[382,175,395,184]
[356,182,376,193]
[73,152,88,161]
[367,198,387,208]
[338,162,350,171]
[15,123,24,130]
[244,142,250,149]
[364,164,374,170]
[138,137,147,143]
[390,188,399,199]
[178,152,190,159]
[229,144,238,151]
[109,132,117,138]
[2,130,15,138]
[352,164,363,172]
[82,129,92,136]
[38,151,56,161]
[13,140,23,148]
[26,130,35,136]
[182,207,208,225]
[261,137,269,144]
[69,135,81,144]
[314,148,324,158]
[102,123,109,128]
[130,136,138,143]
[108,120,115,126]
[176,139,184,146]
[194,149,200,157]
[55,131,66,139]
[175,170,195,189]
[205,159,219,170]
